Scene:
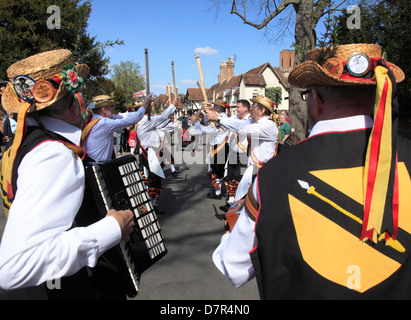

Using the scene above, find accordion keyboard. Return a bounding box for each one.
[118,161,167,259]
[88,155,167,297]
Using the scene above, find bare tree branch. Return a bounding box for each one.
[231,0,299,29]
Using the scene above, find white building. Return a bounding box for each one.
[184,49,295,115]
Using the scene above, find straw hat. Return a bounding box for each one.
[288,43,405,88]
[1,49,89,114]
[132,101,144,108]
[87,95,117,109]
[213,99,228,109]
[250,96,276,114]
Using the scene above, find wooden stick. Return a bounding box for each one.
[195,54,208,102]
[145,48,151,120]
[196,82,215,128]
[171,61,177,99]
[167,82,172,104]
[145,49,150,95]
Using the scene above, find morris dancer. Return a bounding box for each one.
[212,43,411,299]
[82,94,150,162]
[219,100,251,213]
[205,95,279,203]
[194,100,229,199]
[137,97,177,214]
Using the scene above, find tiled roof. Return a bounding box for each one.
[186,88,208,101]
[185,60,289,102]
[241,74,266,86]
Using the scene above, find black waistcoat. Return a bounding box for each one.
[252,129,411,299]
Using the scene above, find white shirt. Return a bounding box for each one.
[158,121,178,144]
[222,114,251,155]
[212,115,374,288]
[194,112,229,146]
[220,115,278,166]
[0,116,121,290]
[137,104,176,150]
[83,107,146,161]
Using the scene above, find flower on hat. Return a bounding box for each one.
[61,64,83,92]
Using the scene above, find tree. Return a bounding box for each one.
[332,0,411,123]
[0,0,122,92]
[110,61,146,106]
[83,77,128,112]
[211,0,356,141]
[266,87,282,106]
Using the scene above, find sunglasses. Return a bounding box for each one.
[300,89,324,102]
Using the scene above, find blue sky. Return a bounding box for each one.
[86,0,297,97]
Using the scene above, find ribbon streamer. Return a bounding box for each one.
[361,61,399,243]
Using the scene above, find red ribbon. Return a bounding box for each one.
[69,71,78,83]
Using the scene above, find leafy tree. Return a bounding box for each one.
[332,0,411,123]
[266,87,282,106]
[0,0,122,96]
[83,77,128,112]
[110,61,146,106]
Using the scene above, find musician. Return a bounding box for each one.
[0,50,135,299]
[194,100,229,199]
[137,97,177,214]
[82,95,150,162]
[205,96,279,202]
[212,44,411,299]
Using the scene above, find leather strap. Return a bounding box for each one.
[244,183,259,221]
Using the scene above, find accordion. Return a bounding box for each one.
[80,155,167,298]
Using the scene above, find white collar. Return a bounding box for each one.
[27,116,82,145]
[309,115,374,137]
[240,113,251,120]
[255,116,270,123]
[92,114,104,120]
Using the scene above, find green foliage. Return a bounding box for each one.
[332,0,411,122]
[266,87,282,106]
[110,61,145,106]
[0,0,123,102]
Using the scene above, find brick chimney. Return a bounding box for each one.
[280,50,295,76]
[219,57,235,83]
[226,57,234,80]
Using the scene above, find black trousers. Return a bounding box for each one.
[210,143,229,179]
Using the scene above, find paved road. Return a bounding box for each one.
[0,145,259,300]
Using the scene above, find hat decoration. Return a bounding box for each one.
[288,44,405,88]
[224,104,231,117]
[12,75,36,102]
[32,80,56,103]
[361,60,400,245]
[61,64,84,92]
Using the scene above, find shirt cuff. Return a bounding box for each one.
[87,216,122,255]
